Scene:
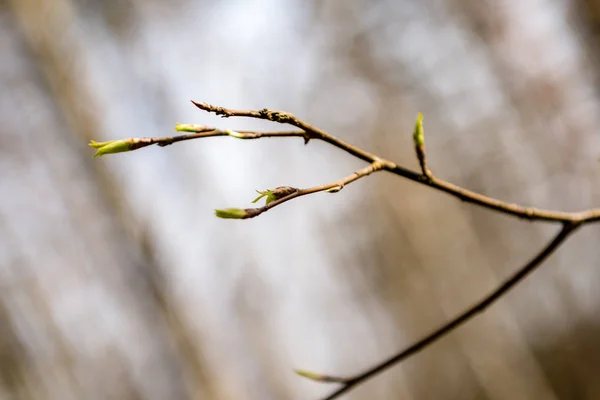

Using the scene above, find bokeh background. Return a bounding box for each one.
[2,0,600,399]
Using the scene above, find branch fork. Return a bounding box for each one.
[90,101,600,399]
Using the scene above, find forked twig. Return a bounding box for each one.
[215,161,385,219]
[188,101,600,224]
[90,101,600,399]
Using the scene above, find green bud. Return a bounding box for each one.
[89,139,136,157]
[175,123,205,132]
[214,208,248,219]
[294,369,345,383]
[252,187,297,205]
[294,370,324,381]
[413,112,424,148]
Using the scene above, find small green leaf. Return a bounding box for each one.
[252,189,277,205]
[252,192,268,204]
[214,208,248,219]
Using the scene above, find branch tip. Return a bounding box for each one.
[88,138,149,157]
[214,208,248,219]
[294,370,347,384]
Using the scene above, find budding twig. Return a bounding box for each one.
[90,101,600,399]
[191,100,386,163]
[215,162,385,219]
[187,101,600,224]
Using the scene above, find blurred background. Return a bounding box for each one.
[1,0,600,399]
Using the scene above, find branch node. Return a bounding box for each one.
[88,138,153,157]
[157,138,174,147]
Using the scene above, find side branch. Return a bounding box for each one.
[216,161,385,219]
[191,100,385,164]
[320,221,580,400]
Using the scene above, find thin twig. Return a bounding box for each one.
[321,221,579,399]
[191,100,385,164]
[234,161,385,219]
[149,126,310,146]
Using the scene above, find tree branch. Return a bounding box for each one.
[189,101,600,224]
[320,221,579,400]
[216,161,385,219]
[90,101,600,398]
[191,100,386,164]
